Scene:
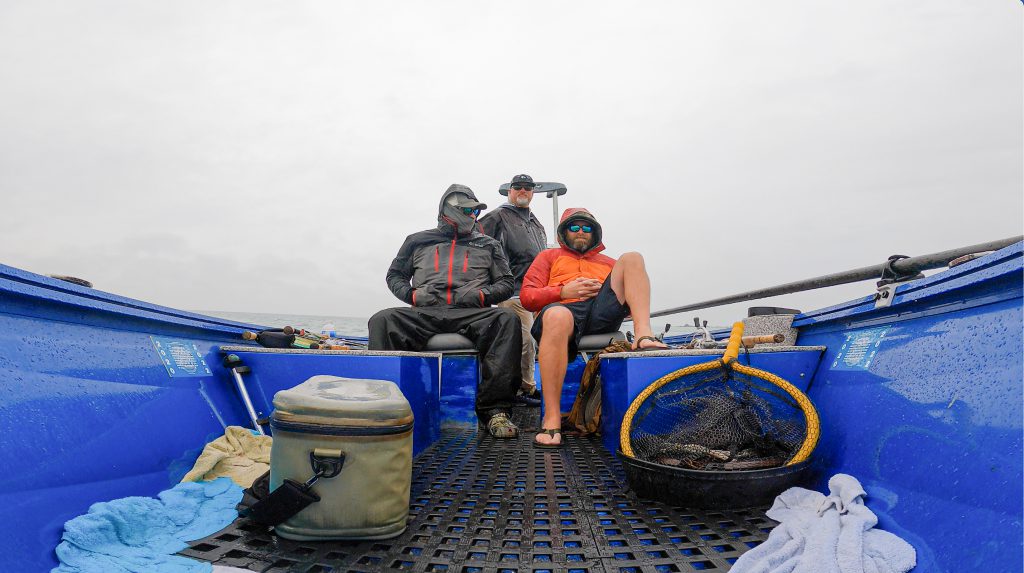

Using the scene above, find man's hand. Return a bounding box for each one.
[413,288,442,307]
[560,277,602,301]
[454,288,483,308]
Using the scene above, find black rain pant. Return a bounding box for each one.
[368,306,523,418]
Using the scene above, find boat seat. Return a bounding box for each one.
[424,330,625,357]
[424,333,478,354]
[578,331,626,360]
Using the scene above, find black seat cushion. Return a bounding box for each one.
[578,331,625,352]
[424,333,477,353]
[425,331,623,354]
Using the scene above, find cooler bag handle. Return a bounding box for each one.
[248,448,346,526]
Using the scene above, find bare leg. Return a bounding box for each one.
[609,252,668,350]
[536,306,574,445]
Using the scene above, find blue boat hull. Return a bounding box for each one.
[1,242,1020,572]
[793,245,1023,571]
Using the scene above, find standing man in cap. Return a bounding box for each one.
[479,174,548,406]
[368,184,523,438]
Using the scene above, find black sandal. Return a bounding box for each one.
[533,428,564,449]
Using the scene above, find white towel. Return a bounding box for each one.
[730,474,916,573]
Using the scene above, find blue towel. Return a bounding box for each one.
[731,474,916,573]
[53,478,243,573]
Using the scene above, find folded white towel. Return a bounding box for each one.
[731,474,916,573]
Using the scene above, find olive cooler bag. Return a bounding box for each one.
[267,375,413,541]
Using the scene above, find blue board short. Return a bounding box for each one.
[531,279,630,358]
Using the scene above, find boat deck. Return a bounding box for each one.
[182,410,775,573]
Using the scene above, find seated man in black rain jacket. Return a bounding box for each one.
[368,184,523,438]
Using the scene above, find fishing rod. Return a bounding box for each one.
[650,236,1023,319]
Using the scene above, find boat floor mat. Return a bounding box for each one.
[181,409,776,572]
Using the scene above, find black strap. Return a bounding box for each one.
[877,255,923,287]
[249,479,321,526]
[718,358,735,381]
[241,449,345,527]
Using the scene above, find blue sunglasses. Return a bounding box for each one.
[568,224,592,233]
[460,207,481,216]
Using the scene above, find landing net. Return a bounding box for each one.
[620,323,819,470]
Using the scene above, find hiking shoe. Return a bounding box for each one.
[513,388,542,407]
[485,412,519,438]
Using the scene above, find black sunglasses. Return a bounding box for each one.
[568,224,593,233]
[511,184,535,191]
[459,207,481,216]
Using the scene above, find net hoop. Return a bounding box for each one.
[620,323,820,467]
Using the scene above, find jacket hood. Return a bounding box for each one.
[556,207,604,254]
[438,184,484,237]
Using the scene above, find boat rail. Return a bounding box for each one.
[650,235,1023,318]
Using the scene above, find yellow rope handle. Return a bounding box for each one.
[722,322,745,364]
[732,363,820,465]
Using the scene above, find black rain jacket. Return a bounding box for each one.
[479,203,547,295]
[386,185,515,308]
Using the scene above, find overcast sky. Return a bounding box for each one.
[1,1,1020,326]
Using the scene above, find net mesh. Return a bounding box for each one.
[629,366,807,471]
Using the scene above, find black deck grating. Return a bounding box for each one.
[182,410,775,572]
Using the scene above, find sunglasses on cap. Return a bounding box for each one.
[568,224,592,233]
[511,184,535,191]
[459,207,481,216]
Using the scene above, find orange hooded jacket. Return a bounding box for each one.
[520,208,617,312]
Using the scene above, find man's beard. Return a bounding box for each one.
[571,237,591,251]
[513,196,530,208]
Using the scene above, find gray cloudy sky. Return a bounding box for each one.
[1,1,1021,326]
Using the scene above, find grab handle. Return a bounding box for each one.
[741,334,784,347]
[722,322,745,364]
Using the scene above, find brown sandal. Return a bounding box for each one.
[632,335,669,351]
[533,428,564,449]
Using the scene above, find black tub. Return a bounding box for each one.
[619,452,812,509]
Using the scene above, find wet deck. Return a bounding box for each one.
[182,409,775,572]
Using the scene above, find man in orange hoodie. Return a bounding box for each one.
[520,207,668,447]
